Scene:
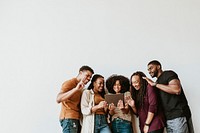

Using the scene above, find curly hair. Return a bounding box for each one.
[130,71,148,109]
[106,74,130,94]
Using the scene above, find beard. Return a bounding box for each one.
[150,69,158,78]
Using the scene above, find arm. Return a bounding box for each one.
[143,77,181,95]
[143,85,157,133]
[143,112,154,133]
[156,79,181,95]
[56,80,85,103]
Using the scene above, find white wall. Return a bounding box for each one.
[0,0,200,132]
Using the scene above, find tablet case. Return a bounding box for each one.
[105,93,124,106]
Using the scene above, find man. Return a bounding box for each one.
[56,66,94,133]
[143,60,194,133]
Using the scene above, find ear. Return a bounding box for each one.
[79,71,83,75]
[157,65,161,69]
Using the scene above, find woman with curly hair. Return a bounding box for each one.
[106,74,133,133]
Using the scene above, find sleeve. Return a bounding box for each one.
[147,84,158,114]
[81,90,93,115]
[166,70,179,83]
[61,80,74,92]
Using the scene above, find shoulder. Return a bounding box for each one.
[159,70,179,83]
[61,78,78,91]
[146,84,155,93]
[83,89,94,95]
[163,70,178,77]
[62,78,78,86]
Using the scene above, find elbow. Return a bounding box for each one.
[56,96,61,103]
[57,99,61,104]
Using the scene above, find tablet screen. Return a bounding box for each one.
[105,93,124,106]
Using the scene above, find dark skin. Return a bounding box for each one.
[143,63,181,95]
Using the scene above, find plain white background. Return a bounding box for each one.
[0,0,200,132]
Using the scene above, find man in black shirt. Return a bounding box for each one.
[143,60,194,133]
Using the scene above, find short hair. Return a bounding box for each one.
[79,65,94,74]
[148,60,162,69]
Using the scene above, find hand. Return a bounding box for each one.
[143,125,149,133]
[98,101,107,109]
[142,77,157,87]
[117,100,124,110]
[125,96,135,107]
[108,103,116,111]
[75,80,85,90]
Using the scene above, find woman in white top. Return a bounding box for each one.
[81,74,111,133]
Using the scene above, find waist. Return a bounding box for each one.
[114,117,132,123]
[95,114,106,118]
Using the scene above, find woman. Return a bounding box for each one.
[81,74,111,133]
[106,74,133,133]
[126,71,165,133]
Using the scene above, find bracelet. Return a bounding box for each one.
[145,123,150,126]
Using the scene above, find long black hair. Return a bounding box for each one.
[130,71,148,109]
[87,74,105,98]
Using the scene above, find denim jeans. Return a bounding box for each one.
[94,114,111,133]
[112,118,133,133]
[60,119,80,133]
[166,117,190,133]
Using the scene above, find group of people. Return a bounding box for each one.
[56,60,194,133]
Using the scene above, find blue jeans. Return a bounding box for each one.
[59,119,80,133]
[94,114,111,133]
[166,117,193,133]
[112,118,133,133]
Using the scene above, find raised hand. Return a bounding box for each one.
[142,77,156,87]
[117,100,124,110]
[108,103,116,111]
[125,96,135,108]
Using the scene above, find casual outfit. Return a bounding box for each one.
[59,78,82,133]
[157,70,194,133]
[110,91,133,133]
[136,84,165,133]
[81,89,111,133]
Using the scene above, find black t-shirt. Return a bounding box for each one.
[156,70,191,120]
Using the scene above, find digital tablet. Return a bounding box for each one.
[105,93,124,106]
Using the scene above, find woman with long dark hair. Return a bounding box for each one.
[126,71,165,133]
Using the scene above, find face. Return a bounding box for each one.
[93,77,104,93]
[80,70,93,84]
[147,64,159,78]
[113,80,121,94]
[131,75,141,90]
